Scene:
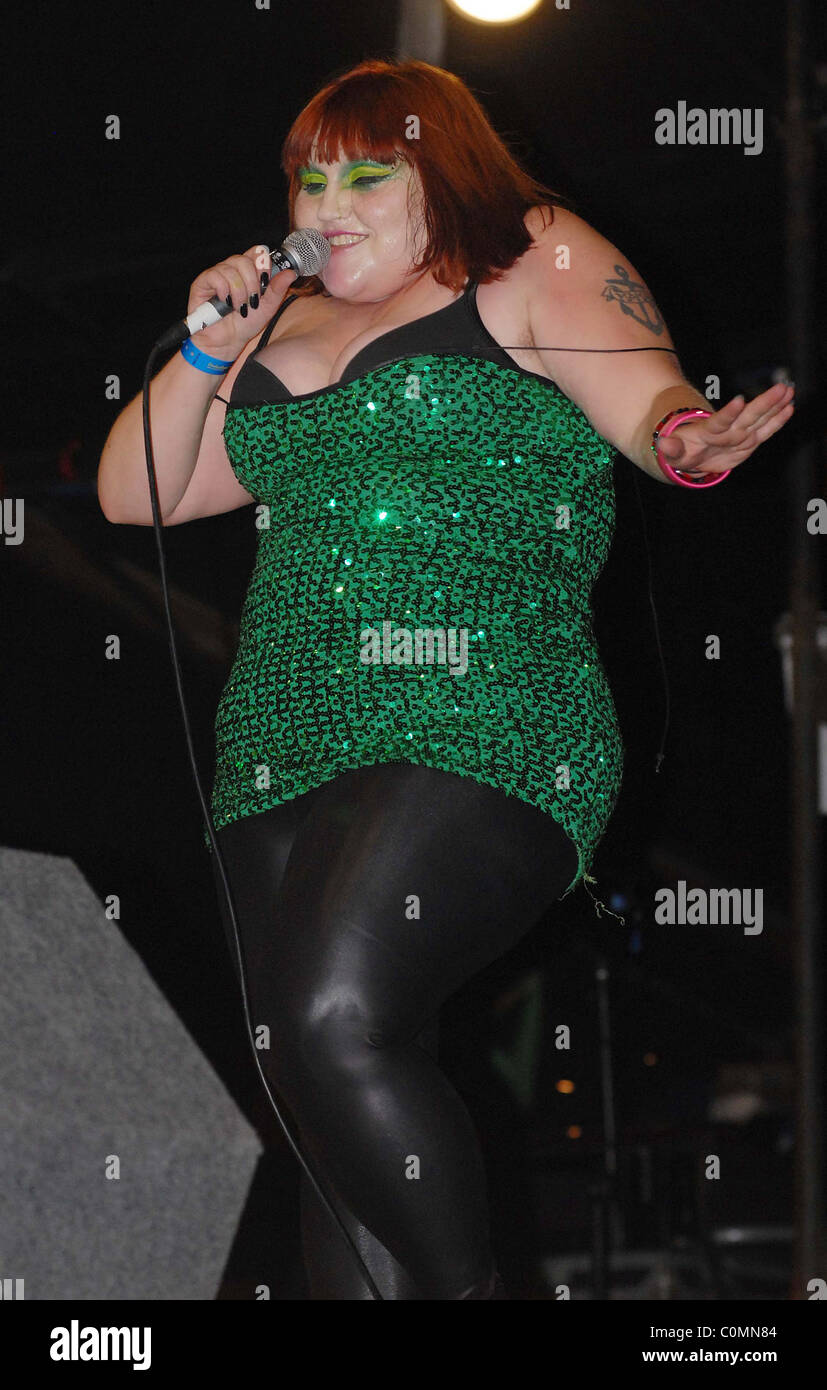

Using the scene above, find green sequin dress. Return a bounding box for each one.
[205,282,624,901]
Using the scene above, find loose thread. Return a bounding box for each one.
[583,872,626,925]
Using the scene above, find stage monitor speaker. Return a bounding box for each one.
[0,846,262,1300]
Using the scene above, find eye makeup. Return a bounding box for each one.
[297,159,398,193]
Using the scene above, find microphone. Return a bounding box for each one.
[155,228,331,350]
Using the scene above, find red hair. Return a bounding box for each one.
[280,57,572,298]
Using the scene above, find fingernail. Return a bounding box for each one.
[239,303,248,318]
[260,271,270,290]
[225,294,233,307]
[249,292,259,309]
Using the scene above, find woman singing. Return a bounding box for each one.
[97,58,794,1300]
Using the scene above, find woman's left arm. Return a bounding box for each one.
[521,207,795,484]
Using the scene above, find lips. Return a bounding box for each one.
[325,233,368,249]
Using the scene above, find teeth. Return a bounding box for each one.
[329,234,365,246]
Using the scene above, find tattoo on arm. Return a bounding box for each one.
[601,265,664,336]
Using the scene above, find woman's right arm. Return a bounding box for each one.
[97,248,295,526]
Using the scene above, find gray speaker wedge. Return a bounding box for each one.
[0,846,262,1300]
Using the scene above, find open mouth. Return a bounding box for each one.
[326,234,368,250]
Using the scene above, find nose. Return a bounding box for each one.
[315,179,355,222]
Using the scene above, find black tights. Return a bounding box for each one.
[210,762,578,1299]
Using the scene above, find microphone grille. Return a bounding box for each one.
[283,227,331,276]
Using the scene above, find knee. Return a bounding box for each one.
[267,986,389,1088]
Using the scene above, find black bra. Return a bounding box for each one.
[228,279,558,405]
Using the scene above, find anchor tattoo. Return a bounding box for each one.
[602,265,664,336]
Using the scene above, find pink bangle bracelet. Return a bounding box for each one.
[651,407,732,488]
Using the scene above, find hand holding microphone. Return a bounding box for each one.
[185,244,292,360]
[157,229,331,356]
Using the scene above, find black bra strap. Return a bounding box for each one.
[257,292,299,349]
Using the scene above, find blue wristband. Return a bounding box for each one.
[180,338,234,375]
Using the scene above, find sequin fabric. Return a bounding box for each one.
[205,352,624,898]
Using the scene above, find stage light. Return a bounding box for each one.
[556,1079,576,1094]
[445,0,543,23]
[566,1125,582,1140]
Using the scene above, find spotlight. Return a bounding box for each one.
[445,0,543,24]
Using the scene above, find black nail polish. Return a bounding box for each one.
[225,294,233,307]
[249,292,259,309]
[239,303,248,318]
[260,271,270,290]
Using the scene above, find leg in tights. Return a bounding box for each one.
[211,780,432,1299]
[210,762,578,1299]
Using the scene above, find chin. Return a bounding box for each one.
[321,271,372,301]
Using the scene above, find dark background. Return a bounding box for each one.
[3,0,824,1297]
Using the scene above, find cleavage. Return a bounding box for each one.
[254,288,464,395]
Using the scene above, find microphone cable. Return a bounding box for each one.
[141,340,387,1302]
[141,331,682,1302]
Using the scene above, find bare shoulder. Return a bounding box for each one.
[512,203,626,330]
[520,203,627,288]
[518,202,679,351]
